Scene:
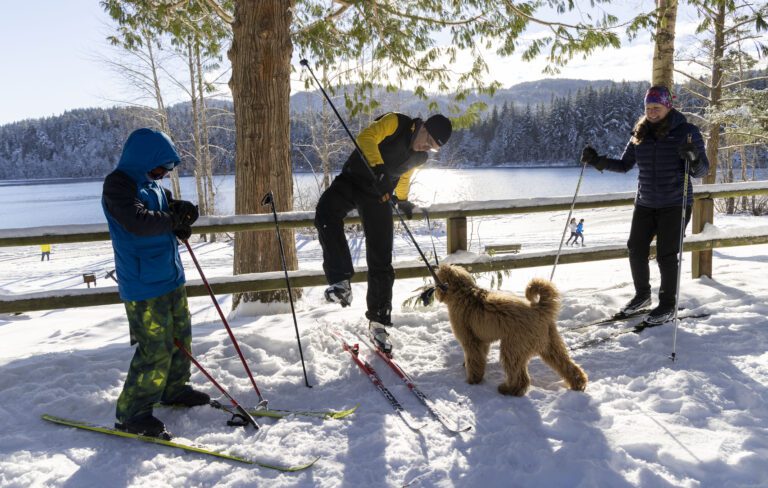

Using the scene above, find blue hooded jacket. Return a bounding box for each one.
[102,128,185,301]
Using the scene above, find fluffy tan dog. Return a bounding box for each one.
[435,264,587,396]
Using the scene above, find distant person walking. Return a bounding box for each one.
[565,218,578,246]
[40,244,51,261]
[575,219,585,246]
[581,86,709,325]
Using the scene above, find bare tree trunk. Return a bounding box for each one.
[693,1,725,277]
[651,0,678,88]
[739,145,747,211]
[146,34,182,199]
[725,146,735,214]
[321,96,332,190]
[196,42,217,234]
[229,0,296,309]
[187,40,208,241]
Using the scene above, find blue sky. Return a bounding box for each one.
[1,1,707,126]
[0,1,125,124]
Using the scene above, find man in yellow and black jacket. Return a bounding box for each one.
[314,112,452,354]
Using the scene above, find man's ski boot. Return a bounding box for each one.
[115,414,172,440]
[324,280,352,307]
[644,303,676,325]
[368,321,393,356]
[616,294,652,319]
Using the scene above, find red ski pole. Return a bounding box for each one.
[174,339,260,429]
[183,240,267,407]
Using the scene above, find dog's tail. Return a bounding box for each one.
[525,278,560,315]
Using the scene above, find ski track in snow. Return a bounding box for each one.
[1,208,768,487]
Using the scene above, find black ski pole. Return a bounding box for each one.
[174,339,260,430]
[422,207,440,267]
[261,191,312,388]
[670,134,694,362]
[550,157,588,282]
[183,240,268,407]
[299,58,447,292]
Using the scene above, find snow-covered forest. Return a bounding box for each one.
[7,79,758,181]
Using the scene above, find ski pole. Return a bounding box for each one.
[299,58,447,292]
[422,207,440,267]
[174,339,260,430]
[182,240,267,407]
[550,158,589,281]
[261,191,312,388]
[670,134,693,362]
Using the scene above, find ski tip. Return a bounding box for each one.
[260,456,321,472]
[328,403,360,419]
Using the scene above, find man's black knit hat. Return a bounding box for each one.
[424,114,452,146]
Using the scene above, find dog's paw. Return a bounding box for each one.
[466,375,483,385]
[498,383,527,396]
[569,377,588,392]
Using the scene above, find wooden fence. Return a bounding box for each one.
[1,181,768,314]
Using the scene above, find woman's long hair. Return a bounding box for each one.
[631,109,675,145]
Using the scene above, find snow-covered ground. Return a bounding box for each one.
[1,207,768,487]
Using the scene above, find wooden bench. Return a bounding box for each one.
[83,273,97,288]
[484,243,522,255]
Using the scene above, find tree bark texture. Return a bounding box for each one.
[195,43,217,224]
[652,0,678,88]
[187,41,207,221]
[693,1,725,278]
[229,0,297,308]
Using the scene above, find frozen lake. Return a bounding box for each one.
[0,167,642,229]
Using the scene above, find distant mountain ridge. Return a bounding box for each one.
[0,78,649,180]
[289,78,642,115]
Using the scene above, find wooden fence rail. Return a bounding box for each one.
[1,181,768,313]
[2,227,768,314]
[2,181,767,247]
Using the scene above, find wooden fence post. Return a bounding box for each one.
[446,216,467,254]
[692,198,714,278]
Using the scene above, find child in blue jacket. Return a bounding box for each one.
[102,128,208,439]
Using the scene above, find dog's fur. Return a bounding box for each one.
[435,264,587,396]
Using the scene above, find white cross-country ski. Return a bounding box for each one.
[570,312,711,350]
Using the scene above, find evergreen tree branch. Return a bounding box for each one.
[198,0,234,24]
[722,75,768,89]
[673,69,714,90]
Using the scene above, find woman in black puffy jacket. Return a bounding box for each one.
[581,86,709,324]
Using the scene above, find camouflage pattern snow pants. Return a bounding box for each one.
[116,285,192,423]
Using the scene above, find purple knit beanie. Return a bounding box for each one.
[644,86,673,108]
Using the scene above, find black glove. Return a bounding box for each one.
[372,165,394,202]
[169,200,199,226]
[396,199,416,220]
[173,224,192,241]
[677,141,699,164]
[581,145,608,171]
